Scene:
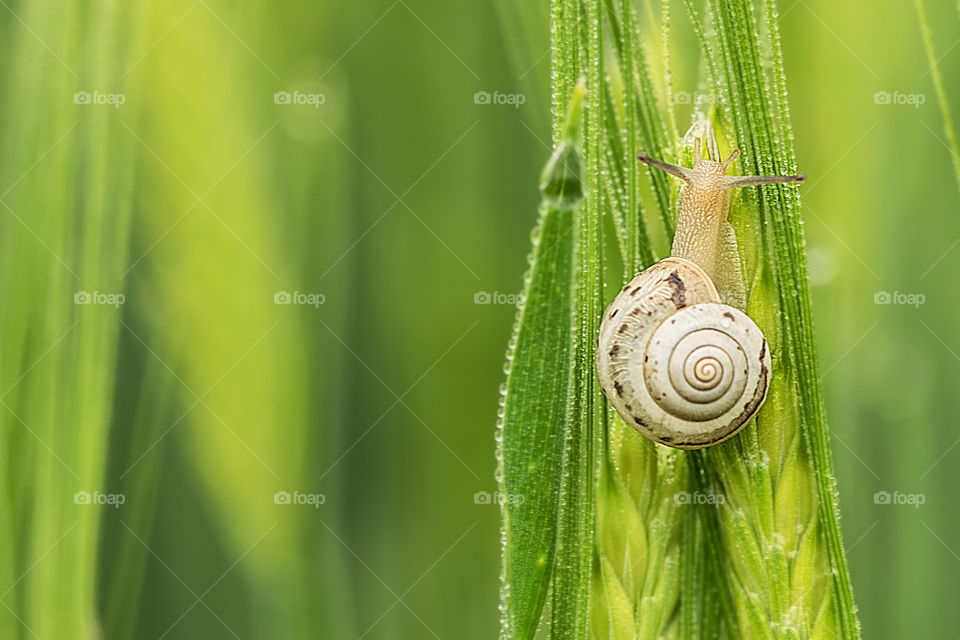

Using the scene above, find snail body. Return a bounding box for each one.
[597,124,804,449]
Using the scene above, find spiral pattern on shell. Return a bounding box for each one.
[596,258,771,449]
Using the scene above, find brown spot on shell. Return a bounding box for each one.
[609,344,620,359]
[614,381,624,397]
[723,311,734,320]
[666,271,686,308]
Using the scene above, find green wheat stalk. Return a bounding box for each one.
[0,2,146,636]
[915,0,960,193]
[495,1,860,639]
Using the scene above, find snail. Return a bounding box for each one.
[596,125,805,449]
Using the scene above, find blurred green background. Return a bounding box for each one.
[0,0,956,638]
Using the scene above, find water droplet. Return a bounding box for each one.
[539,139,583,210]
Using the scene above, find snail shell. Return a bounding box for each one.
[596,257,771,449]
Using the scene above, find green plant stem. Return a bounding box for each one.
[915,0,960,193]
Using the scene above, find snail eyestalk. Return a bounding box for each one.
[721,149,740,170]
[636,152,692,183]
[722,172,806,189]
